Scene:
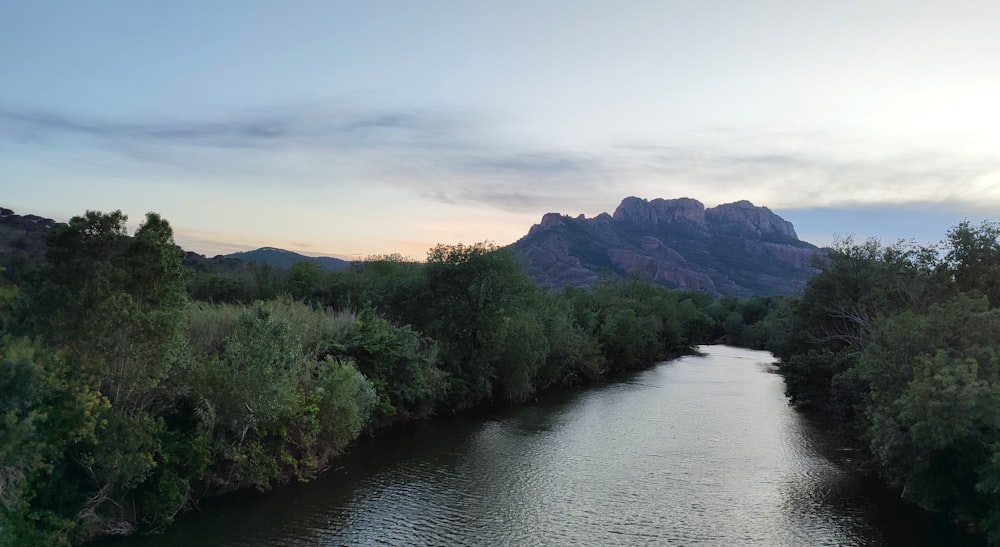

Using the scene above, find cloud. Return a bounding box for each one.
[409,151,611,210]
[4,106,1000,217]
[426,189,552,210]
[0,105,611,212]
[612,134,1000,210]
[2,109,290,148]
[0,107,467,150]
[467,152,595,178]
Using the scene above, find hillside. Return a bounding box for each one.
[0,208,350,281]
[223,247,350,271]
[0,207,61,280]
[2,202,815,296]
[512,196,819,297]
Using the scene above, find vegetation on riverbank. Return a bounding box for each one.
[748,221,1000,544]
[1,210,723,545]
[9,208,997,544]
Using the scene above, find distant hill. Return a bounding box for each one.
[0,208,351,280]
[2,202,818,296]
[223,247,350,271]
[512,196,820,297]
[0,207,62,280]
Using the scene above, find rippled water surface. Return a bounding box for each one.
[116,346,980,546]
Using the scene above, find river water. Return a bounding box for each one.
[116,346,980,546]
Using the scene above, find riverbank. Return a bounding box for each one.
[98,346,982,546]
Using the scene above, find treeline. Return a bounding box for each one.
[1,210,727,544]
[765,220,1000,544]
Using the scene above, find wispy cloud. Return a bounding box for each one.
[0,105,611,212]
[4,105,1000,216]
[612,134,1000,210]
[467,152,597,178]
[0,107,469,150]
[3,109,293,148]
[432,189,552,210]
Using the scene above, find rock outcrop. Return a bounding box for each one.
[705,200,798,240]
[612,197,707,230]
[512,196,819,297]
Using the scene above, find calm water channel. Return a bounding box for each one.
[111,346,981,546]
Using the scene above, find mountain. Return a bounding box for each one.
[0,207,352,279]
[2,202,816,296]
[223,247,350,271]
[512,196,820,297]
[0,207,62,280]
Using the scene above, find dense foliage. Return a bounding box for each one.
[0,210,724,544]
[9,208,999,544]
[772,221,1000,543]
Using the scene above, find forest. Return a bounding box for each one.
[767,220,1000,543]
[3,209,999,545]
[1,210,742,545]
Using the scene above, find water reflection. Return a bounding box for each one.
[109,346,980,546]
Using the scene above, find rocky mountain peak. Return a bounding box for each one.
[513,196,818,296]
[528,212,569,235]
[612,196,707,229]
[706,200,798,240]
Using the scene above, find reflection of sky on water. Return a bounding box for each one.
[109,346,981,547]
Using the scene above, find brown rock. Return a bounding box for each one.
[612,196,707,229]
[706,200,798,239]
[513,196,820,296]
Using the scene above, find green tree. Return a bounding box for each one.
[409,243,526,406]
[768,221,1000,543]
[286,261,323,301]
[535,293,605,387]
[31,210,189,412]
[492,310,548,401]
[192,302,377,491]
[0,338,106,545]
[575,277,706,372]
[15,210,200,537]
[197,304,306,490]
[946,220,1000,307]
[858,296,1000,515]
[313,357,376,452]
[788,238,940,356]
[342,307,443,425]
[777,238,945,410]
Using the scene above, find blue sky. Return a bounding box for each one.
[3,1,999,259]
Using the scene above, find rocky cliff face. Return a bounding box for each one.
[612,197,707,230]
[512,196,819,297]
[705,200,798,240]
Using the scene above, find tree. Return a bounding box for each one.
[286,261,323,301]
[535,294,605,387]
[0,337,106,545]
[411,243,544,407]
[946,220,1000,307]
[342,307,442,425]
[31,210,189,412]
[859,296,1000,518]
[492,310,548,401]
[787,238,941,356]
[197,304,306,491]
[777,237,946,410]
[18,210,198,538]
[192,302,377,492]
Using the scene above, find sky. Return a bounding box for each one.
[2,1,999,260]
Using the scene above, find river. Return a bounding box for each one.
[111,345,981,546]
